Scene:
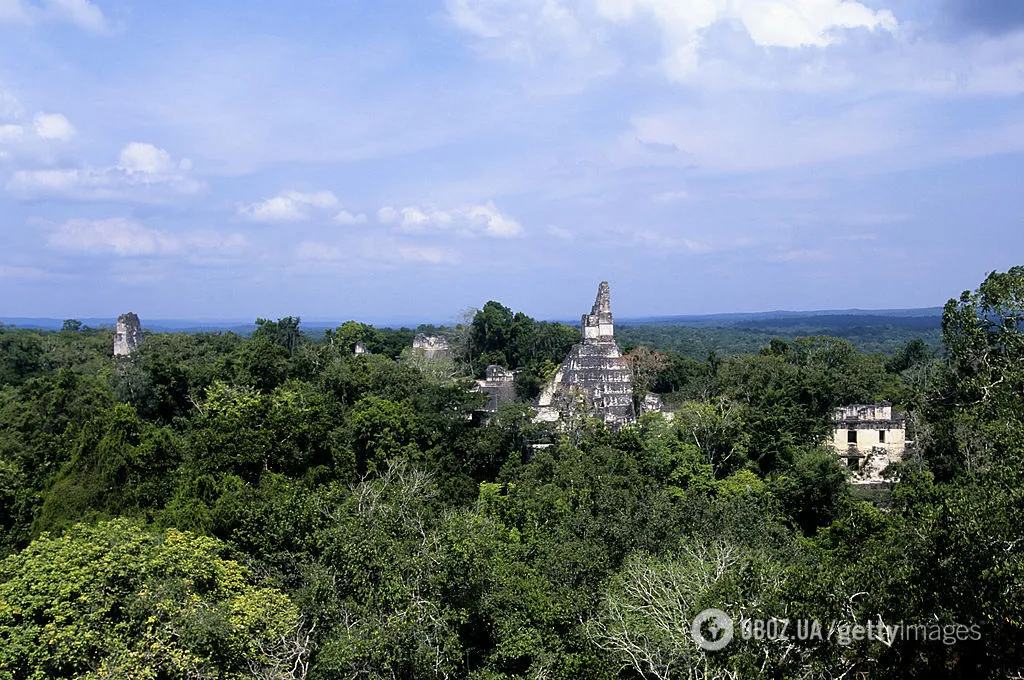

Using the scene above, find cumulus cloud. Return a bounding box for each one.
[450,0,896,80]
[6,142,201,200]
[32,112,74,140]
[240,190,341,222]
[0,0,109,32]
[376,200,523,238]
[334,209,368,225]
[48,217,247,257]
[0,97,76,154]
[118,141,178,174]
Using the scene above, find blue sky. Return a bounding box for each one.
[1,0,1023,323]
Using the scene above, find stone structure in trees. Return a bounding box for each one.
[474,365,518,413]
[354,341,367,356]
[536,282,650,429]
[830,402,906,483]
[412,334,451,360]
[113,312,144,357]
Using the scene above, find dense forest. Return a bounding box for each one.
[617,313,943,360]
[0,268,1022,679]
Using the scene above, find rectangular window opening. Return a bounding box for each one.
[879,430,886,443]
[847,430,857,444]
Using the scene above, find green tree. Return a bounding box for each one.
[0,519,308,679]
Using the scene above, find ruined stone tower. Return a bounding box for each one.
[113,312,144,356]
[583,281,615,341]
[536,282,636,428]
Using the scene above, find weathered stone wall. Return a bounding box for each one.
[830,402,906,484]
[536,282,641,429]
[835,404,892,422]
[113,312,144,357]
[475,365,518,413]
[412,334,451,360]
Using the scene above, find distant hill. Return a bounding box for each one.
[616,307,944,327]
[1,308,945,357]
[615,308,944,358]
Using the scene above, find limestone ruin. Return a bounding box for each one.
[412,334,451,360]
[830,402,906,484]
[535,282,642,429]
[475,365,518,413]
[354,341,368,356]
[113,312,144,357]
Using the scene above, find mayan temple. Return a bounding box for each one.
[113,312,144,357]
[536,282,637,428]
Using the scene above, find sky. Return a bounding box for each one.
[1,0,1023,324]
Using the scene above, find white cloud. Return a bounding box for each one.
[33,112,74,140]
[377,206,399,223]
[449,0,896,80]
[334,210,368,225]
[6,142,201,200]
[49,218,178,256]
[48,217,247,257]
[44,0,108,32]
[377,200,523,238]
[0,0,109,32]
[0,101,76,153]
[118,141,177,174]
[241,190,340,222]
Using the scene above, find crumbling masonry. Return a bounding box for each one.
[535,282,643,429]
[113,312,144,357]
[831,403,906,484]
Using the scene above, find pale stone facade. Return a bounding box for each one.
[412,334,451,360]
[535,282,642,429]
[354,341,367,356]
[475,365,518,413]
[113,312,144,357]
[831,403,906,483]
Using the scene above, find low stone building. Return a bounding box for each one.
[536,282,650,429]
[113,312,144,357]
[412,334,451,360]
[474,365,518,413]
[354,341,368,356]
[831,402,906,483]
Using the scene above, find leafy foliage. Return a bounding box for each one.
[0,272,1022,678]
